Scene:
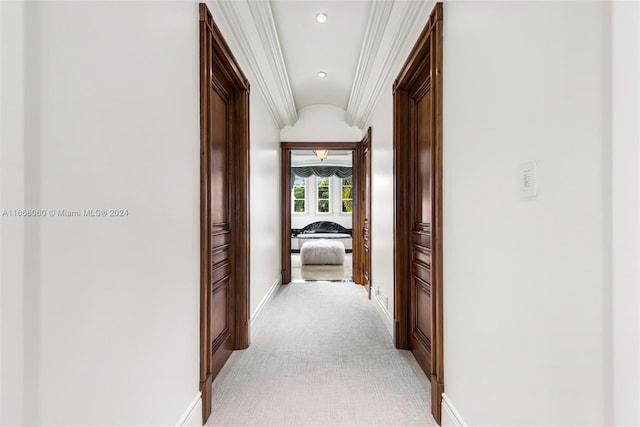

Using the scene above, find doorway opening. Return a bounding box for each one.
[289,149,354,282]
[281,129,371,295]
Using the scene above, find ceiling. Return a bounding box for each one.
[208,0,433,130]
[270,1,371,110]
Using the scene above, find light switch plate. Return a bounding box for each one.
[520,161,537,198]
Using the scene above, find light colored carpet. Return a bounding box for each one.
[206,281,437,427]
[292,254,353,282]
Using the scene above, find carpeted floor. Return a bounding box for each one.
[206,281,437,427]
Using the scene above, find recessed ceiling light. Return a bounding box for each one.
[317,71,327,78]
[316,13,327,24]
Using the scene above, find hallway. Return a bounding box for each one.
[206,281,437,426]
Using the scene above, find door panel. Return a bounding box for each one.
[416,91,433,224]
[199,4,250,423]
[207,77,234,382]
[410,85,433,374]
[210,285,229,340]
[210,89,229,224]
[361,128,372,298]
[394,3,443,424]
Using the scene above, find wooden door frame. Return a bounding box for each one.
[280,140,366,285]
[199,3,250,423]
[393,3,444,424]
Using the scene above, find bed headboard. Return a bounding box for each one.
[293,221,352,236]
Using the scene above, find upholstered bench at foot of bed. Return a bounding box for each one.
[300,240,345,265]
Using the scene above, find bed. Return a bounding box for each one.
[300,239,345,265]
[292,221,352,253]
[294,221,351,237]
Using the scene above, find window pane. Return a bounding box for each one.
[342,186,352,199]
[318,200,329,212]
[341,177,353,213]
[294,185,305,199]
[318,186,329,199]
[292,177,306,214]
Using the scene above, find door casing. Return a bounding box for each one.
[393,3,444,424]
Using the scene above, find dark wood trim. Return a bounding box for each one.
[198,6,211,420]
[394,4,441,92]
[393,87,411,350]
[393,2,444,424]
[431,6,445,422]
[280,140,362,285]
[354,128,372,291]
[281,148,292,284]
[232,83,251,350]
[199,3,250,423]
[352,141,362,285]
[281,141,359,150]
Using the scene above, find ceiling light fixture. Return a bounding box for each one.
[317,71,327,78]
[314,150,329,161]
[316,13,327,24]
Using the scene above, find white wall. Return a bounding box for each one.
[291,175,353,230]
[1,1,27,424]
[280,104,362,142]
[249,89,283,319]
[367,92,395,331]
[442,1,610,425]
[1,1,201,425]
[611,1,640,425]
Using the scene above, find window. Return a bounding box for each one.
[292,176,306,213]
[317,177,330,213]
[341,177,353,213]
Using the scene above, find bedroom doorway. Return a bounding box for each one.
[290,150,354,283]
[281,131,371,290]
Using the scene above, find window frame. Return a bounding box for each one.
[291,176,308,214]
[316,176,331,214]
[340,176,353,214]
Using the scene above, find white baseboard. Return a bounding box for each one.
[250,274,281,336]
[175,393,202,427]
[441,393,467,427]
[372,292,394,337]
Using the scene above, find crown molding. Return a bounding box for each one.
[346,1,432,130]
[345,0,394,126]
[213,0,297,128]
[247,0,298,126]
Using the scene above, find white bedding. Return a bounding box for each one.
[300,239,345,265]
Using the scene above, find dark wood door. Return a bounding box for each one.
[360,128,372,298]
[408,76,433,375]
[207,65,234,385]
[199,4,250,423]
[394,3,444,424]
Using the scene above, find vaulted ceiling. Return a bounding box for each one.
[208,0,433,130]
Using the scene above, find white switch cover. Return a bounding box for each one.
[520,161,537,198]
